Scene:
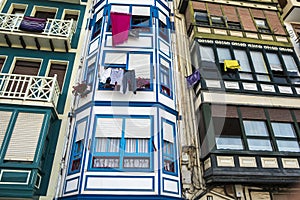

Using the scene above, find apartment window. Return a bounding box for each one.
[255,18,271,33]
[160,58,171,97]
[63,10,79,21]
[266,52,287,84]
[194,11,209,26]
[214,117,244,150]
[0,58,5,72]
[282,54,300,84]
[86,55,97,85]
[233,49,253,80]
[99,52,152,90]
[227,21,242,30]
[92,18,102,39]
[243,120,273,151]
[158,11,170,42]
[132,15,150,30]
[271,122,300,152]
[34,11,56,19]
[200,45,215,62]
[217,47,238,79]
[13,60,40,75]
[93,116,152,170]
[70,120,86,173]
[250,51,270,82]
[48,63,67,91]
[162,120,176,174]
[211,16,225,27]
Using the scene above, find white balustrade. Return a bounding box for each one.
[0,13,76,40]
[0,73,60,107]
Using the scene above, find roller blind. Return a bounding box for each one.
[0,111,13,149]
[76,120,86,141]
[128,53,151,78]
[5,112,44,161]
[132,6,150,16]
[111,5,130,13]
[124,118,151,138]
[163,122,174,142]
[95,118,123,137]
[104,52,127,65]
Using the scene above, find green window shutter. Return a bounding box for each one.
[5,112,44,161]
[0,111,13,148]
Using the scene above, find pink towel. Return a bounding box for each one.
[110,12,131,46]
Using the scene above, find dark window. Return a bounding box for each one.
[92,18,102,39]
[12,8,25,15]
[131,15,150,31]
[194,11,209,26]
[48,63,67,91]
[0,58,5,72]
[211,16,225,27]
[34,11,56,19]
[64,14,78,21]
[227,21,242,29]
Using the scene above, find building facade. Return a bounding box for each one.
[0,0,88,199]
[177,0,300,199]
[59,0,182,199]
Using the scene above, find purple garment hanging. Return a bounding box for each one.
[186,70,200,88]
[19,16,46,32]
[110,12,131,46]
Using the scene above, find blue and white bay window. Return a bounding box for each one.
[69,119,87,174]
[159,56,172,97]
[162,119,177,174]
[92,115,153,171]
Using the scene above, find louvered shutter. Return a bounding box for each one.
[124,118,151,138]
[163,122,174,142]
[5,112,44,161]
[95,118,123,138]
[76,121,86,141]
[0,111,13,148]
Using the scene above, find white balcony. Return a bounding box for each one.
[0,73,60,108]
[0,13,77,52]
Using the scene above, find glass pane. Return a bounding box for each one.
[250,51,268,73]
[276,140,300,152]
[200,45,215,62]
[216,137,243,150]
[283,55,299,73]
[95,138,107,152]
[239,73,253,80]
[243,121,269,136]
[217,47,231,63]
[267,53,282,71]
[257,74,270,82]
[234,49,251,72]
[247,139,273,151]
[108,138,120,152]
[137,139,149,153]
[271,122,296,138]
[125,139,136,153]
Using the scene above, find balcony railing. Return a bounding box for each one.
[0,13,76,51]
[0,73,60,107]
[0,13,76,39]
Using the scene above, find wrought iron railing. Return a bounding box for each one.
[0,13,76,41]
[0,73,60,107]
